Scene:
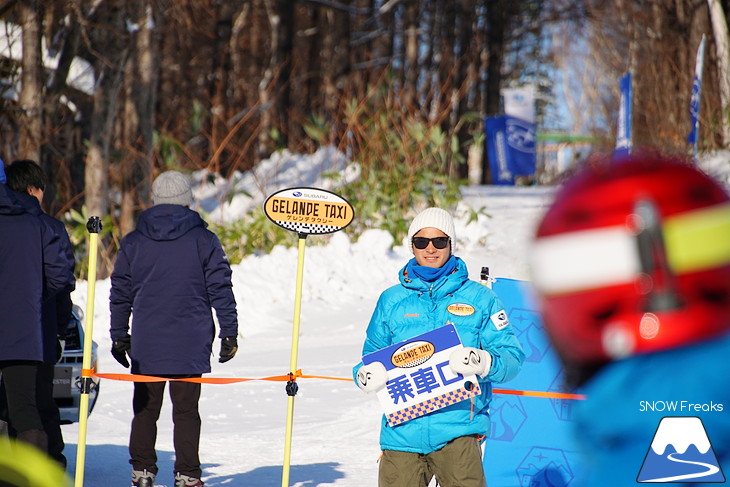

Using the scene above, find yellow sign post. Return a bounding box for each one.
[263,188,354,487]
[74,216,102,487]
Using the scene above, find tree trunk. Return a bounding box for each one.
[482,0,507,184]
[119,1,158,237]
[708,0,730,146]
[18,0,43,162]
[84,0,127,221]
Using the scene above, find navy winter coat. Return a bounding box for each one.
[15,194,75,363]
[0,185,75,362]
[110,204,238,375]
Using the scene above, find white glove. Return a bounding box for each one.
[449,347,492,378]
[356,361,388,393]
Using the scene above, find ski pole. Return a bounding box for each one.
[281,233,307,487]
[74,216,102,487]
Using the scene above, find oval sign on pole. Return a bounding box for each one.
[264,187,354,235]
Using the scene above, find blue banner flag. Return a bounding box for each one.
[614,72,632,159]
[485,115,535,185]
[688,35,706,146]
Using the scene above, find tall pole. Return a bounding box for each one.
[74,217,102,487]
[281,234,307,487]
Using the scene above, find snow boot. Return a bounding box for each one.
[174,472,204,486]
[132,469,155,487]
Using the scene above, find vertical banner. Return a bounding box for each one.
[485,115,536,186]
[614,72,632,159]
[688,35,706,162]
[483,277,583,486]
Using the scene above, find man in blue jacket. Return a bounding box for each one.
[4,159,75,469]
[0,162,75,454]
[353,207,524,487]
[110,170,239,487]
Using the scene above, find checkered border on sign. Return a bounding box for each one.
[385,384,481,426]
[277,221,341,234]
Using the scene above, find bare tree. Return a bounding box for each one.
[18,0,42,161]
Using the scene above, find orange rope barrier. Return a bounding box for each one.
[84,368,585,400]
[492,388,586,400]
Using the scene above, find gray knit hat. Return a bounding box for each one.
[152,170,192,206]
[408,207,456,244]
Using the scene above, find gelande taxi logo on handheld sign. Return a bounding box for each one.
[391,340,435,368]
[637,417,725,483]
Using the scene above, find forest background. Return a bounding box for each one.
[2,0,730,276]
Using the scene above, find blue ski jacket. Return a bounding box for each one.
[110,204,238,375]
[353,257,524,454]
[570,332,730,486]
[0,184,75,362]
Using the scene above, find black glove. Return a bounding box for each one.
[111,335,131,368]
[219,337,238,363]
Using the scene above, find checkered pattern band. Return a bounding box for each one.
[385,384,481,426]
[276,220,341,234]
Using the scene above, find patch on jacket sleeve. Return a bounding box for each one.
[490,309,509,330]
[447,303,475,316]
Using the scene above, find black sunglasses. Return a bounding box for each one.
[412,236,450,250]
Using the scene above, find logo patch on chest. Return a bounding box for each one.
[447,303,475,316]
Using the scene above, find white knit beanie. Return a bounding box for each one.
[408,207,456,245]
[152,170,193,206]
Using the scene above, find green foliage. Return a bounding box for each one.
[322,92,468,246]
[205,207,298,264]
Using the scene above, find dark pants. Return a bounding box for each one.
[0,362,65,467]
[379,435,487,487]
[129,377,202,478]
[0,361,47,452]
[37,362,66,467]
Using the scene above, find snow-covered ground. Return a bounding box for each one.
[61,148,729,487]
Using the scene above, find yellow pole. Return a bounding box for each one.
[281,235,307,487]
[74,217,102,487]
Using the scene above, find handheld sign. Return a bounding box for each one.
[264,187,354,235]
[362,324,481,426]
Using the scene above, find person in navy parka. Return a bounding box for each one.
[353,208,524,487]
[0,162,75,454]
[110,170,239,487]
[4,159,75,469]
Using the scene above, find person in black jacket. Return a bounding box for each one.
[110,170,239,487]
[3,159,75,469]
[0,162,75,455]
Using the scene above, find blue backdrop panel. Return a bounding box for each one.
[483,277,583,486]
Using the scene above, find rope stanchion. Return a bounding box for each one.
[74,216,102,487]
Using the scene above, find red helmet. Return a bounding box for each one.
[530,152,730,370]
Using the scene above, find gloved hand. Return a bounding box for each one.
[219,337,238,363]
[111,335,131,368]
[356,361,388,393]
[56,337,66,364]
[449,347,492,378]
